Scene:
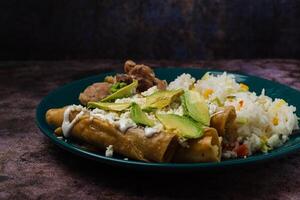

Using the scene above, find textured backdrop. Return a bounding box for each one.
[1,0,300,60]
[1,59,300,199]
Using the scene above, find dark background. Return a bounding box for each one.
[1,0,300,60]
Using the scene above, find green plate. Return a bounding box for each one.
[36,67,300,170]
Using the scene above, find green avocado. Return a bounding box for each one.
[87,102,131,111]
[180,95,189,115]
[143,89,183,110]
[183,90,210,126]
[130,103,155,127]
[101,80,138,102]
[156,114,203,139]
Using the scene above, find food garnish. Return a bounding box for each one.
[183,90,210,126]
[143,89,183,109]
[156,113,204,139]
[101,80,138,102]
[87,102,131,112]
[130,103,155,127]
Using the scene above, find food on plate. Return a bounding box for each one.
[101,80,138,102]
[210,106,238,143]
[155,113,204,139]
[182,90,210,126]
[79,82,111,105]
[45,60,299,163]
[174,127,221,162]
[46,107,178,162]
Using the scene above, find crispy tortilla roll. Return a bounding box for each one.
[210,106,238,142]
[46,108,178,162]
[173,128,221,162]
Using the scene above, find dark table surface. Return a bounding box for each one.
[1,59,300,200]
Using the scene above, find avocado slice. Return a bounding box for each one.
[143,89,183,110]
[180,95,189,115]
[183,90,210,126]
[156,114,203,139]
[101,80,138,102]
[130,103,155,127]
[87,102,131,111]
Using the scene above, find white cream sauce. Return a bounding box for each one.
[62,105,85,137]
[61,103,164,138]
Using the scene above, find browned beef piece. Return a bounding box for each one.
[115,74,133,84]
[124,61,167,92]
[135,77,155,92]
[79,82,111,105]
[124,60,136,74]
[154,78,167,90]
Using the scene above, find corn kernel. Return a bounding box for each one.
[272,116,279,126]
[240,83,249,91]
[203,88,214,99]
[275,99,286,108]
[260,135,268,142]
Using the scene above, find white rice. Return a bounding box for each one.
[268,99,299,136]
[194,72,241,103]
[224,91,271,138]
[224,91,298,151]
[141,86,158,96]
[167,73,195,91]
[169,72,299,155]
